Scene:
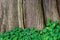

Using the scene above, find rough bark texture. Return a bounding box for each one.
[1,0,19,31]
[8,0,19,30]
[8,0,14,30]
[43,0,59,22]
[0,0,2,18]
[12,0,19,29]
[52,0,60,21]
[18,0,24,28]
[0,0,3,32]
[1,0,7,32]
[0,0,60,32]
[24,0,44,29]
[57,0,60,17]
[23,0,26,27]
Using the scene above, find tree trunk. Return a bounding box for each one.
[24,0,44,30]
[12,0,19,28]
[57,0,60,17]
[8,0,14,30]
[18,0,24,28]
[43,0,59,22]
[0,0,3,32]
[0,0,1,31]
[8,0,19,30]
[23,0,26,27]
[1,0,8,32]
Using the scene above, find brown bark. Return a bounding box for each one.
[57,0,60,17]
[52,0,60,21]
[1,0,19,31]
[12,0,19,28]
[1,0,8,32]
[0,0,3,32]
[8,0,14,30]
[43,0,59,22]
[0,0,2,18]
[24,0,44,29]
[7,0,19,30]
[18,0,24,28]
[23,0,26,27]
[4,0,9,31]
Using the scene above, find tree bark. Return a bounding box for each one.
[25,0,44,29]
[43,0,59,22]
[0,0,3,32]
[8,0,14,30]
[57,0,60,17]
[18,0,24,28]
[1,0,8,32]
[0,0,2,19]
[12,0,19,28]
[23,0,26,27]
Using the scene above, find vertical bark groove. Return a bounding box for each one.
[43,0,59,22]
[25,0,44,29]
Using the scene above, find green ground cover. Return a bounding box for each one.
[0,19,60,40]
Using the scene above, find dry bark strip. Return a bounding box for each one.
[8,0,14,30]
[7,0,19,30]
[18,0,24,28]
[0,0,3,32]
[4,0,9,31]
[52,0,60,21]
[0,0,2,31]
[0,0,2,19]
[22,0,27,28]
[43,0,60,22]
[0,0,8,32]
[57,0,60,17]
[25,0,44,30]
[0,0,24,31]
[12,0,19,29]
